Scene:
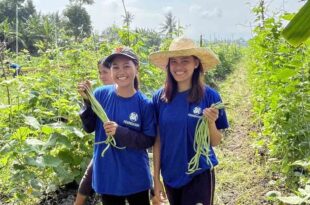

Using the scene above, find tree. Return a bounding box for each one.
[122,11,134,28]
[0,0,36,24]
[0,0,36,52]
[63,4,92,42]
[69,0,94,5]
[252,0,266,28]
[160,11,177,38]
[135,28,161,50]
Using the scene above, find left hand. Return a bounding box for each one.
[103,121,118,136]
[202,107,219,124]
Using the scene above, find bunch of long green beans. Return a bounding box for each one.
[187,102,225,174]
[85,87,125,157]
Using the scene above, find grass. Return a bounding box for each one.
[213,60,276,205]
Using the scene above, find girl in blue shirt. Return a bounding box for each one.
[150,37,229,205]
[77,47,156,205]
[75,58,114,205]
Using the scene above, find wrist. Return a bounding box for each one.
[153,175,160,181]
[83,99,91,105]
[208,120,216,128]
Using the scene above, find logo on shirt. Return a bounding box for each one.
[129,112,138,122]
[193,107,202,115]
[188,106,203,118]
[123,112,140,128]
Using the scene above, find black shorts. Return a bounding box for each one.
[164,169,215,205]
[101,190,150,205]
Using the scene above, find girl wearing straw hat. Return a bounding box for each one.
[150,37,229,205]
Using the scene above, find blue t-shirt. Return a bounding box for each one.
[92,85,156,195]
[152,85,229,188]
[9,63,21,69]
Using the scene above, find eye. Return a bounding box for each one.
[170,59,177,64]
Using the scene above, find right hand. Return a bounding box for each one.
[153,178,168,205]
[77,80,92,100]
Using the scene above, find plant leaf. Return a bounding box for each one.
[24,116,41,130]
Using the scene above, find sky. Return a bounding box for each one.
[32,0,305,40]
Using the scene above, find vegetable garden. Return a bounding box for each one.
[0,0,309,204]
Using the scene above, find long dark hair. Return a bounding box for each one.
[161,56,204,103]
[132,59,140,90]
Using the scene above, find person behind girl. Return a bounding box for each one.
[77,47,156,205]
[74,58,113,205]
[150,37,229,205]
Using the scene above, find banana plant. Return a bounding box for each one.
[282,0,310,46]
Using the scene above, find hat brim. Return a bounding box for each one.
[105,53,137,65]
[149,48,220,71]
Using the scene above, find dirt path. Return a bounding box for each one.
[214,62,273,205]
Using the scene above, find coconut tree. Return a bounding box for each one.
[160,11,177,38]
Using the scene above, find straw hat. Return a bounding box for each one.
[149,37,220,71]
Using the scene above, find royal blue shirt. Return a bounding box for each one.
[152,85,229,188]
[92,85,156,195]
[9,63,21,69]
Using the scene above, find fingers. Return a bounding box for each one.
[103,121,117,136]
[203,107,219,122]
[154,181,168,203]
[160,191,167,201]
[77,81,92,99]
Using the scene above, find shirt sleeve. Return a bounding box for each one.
[79,100,96,133]
[114,125,155,149]
[213,92,229,130]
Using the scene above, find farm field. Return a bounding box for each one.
[1,0,309,204]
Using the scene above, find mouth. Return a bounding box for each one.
[174,71,185,76]
[117,76,128,81]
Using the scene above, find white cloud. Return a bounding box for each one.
[100,0,121,12]
[201,8,222,18]
[32,0,304,40]
[162,6,173,13]
[189,4,201,13]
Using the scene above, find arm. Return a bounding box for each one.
[153,134,161,182]
[203,107,222,146]
[114,125,155,149]
[152,130,167,203]
[77,80,96,133]
[208,120,222,146]
[79,100,96,133]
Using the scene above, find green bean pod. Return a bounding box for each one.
[187,102,225,174]
[85,87,125,157]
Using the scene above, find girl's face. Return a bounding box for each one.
[169,56,199,84]
[110,56,137,89]
[98,64,113,85]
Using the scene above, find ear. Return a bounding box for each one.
[194,58,200,69]
[135,65,139,75]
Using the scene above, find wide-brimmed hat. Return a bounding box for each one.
[149,37,220,71]
[105,47,139,66]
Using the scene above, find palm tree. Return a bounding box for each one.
[69,0,94,6]
[160,12,177,38]
[122,11,134,28]
[121,0,133,46]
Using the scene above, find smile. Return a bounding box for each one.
[175,71,185,76]
[117,76,128,80]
